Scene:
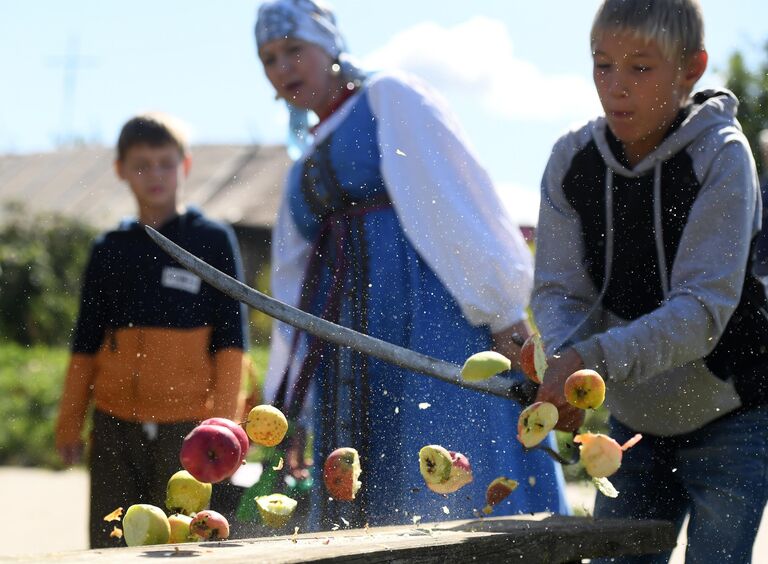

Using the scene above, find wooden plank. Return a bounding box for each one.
[3,514,676,564]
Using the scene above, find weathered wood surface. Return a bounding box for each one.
[3,514,675,563]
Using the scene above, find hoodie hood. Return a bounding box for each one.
[591,89,740,178]
[579,89,742,306]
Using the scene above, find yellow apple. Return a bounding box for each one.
[168,513,194,543]
[245,404,289,447]
[564,369,606,410]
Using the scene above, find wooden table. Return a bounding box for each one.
[3,514,675,563]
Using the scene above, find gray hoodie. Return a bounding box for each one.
[533,89,766,436]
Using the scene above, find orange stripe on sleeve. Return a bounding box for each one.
[55,353,97,448]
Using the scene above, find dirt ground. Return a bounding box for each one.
[2,466,767,562]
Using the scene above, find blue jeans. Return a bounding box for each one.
[593,405,768,563]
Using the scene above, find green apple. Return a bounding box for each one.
[166,470,212,515]
[122,504,171,547]
[460,351,511,381]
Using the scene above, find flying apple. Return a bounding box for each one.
[460,351,511,381]
[189,509,230,540]
[418,444,453,486]
[180,424,242,484]
[482,476,519,514]
[574,432,642,478]
[166,469,212,515]
[564,369,606,410]
[517,401,559,448]
[520,333,547,384]
[200,417,250,464]
[245,404,289,447]
[425,451,473,494]
[323,447,362,501]
[122,504,171,547]
[255,493,298,528]
[168,513,194,543]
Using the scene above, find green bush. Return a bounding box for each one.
[0,343,271,469]
[0,202,97,347]
[0,342,70,467]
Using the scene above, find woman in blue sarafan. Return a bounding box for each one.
[255,0,567,531]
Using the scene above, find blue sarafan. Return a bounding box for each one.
[265,71,567,531]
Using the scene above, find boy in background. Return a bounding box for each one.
[532,0,768,561]
[55,113,249,548]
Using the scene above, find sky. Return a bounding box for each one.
[2,1,766,225]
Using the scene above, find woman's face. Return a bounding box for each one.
[259,37,340,118]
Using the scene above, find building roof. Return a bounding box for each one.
[0,144,291,230]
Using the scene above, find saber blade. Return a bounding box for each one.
[145,226,533,402]
[145,227,577,465]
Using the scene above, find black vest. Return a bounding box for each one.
[563,139,768,407]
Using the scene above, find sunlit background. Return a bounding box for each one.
[2,0,766,225]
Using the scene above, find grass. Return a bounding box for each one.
[0,342,271,469]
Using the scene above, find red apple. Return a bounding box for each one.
[200,417,249,465]
[189,509,230,540]
[323,447,362,501]
[482,476,519,514]
[564,369,606,410]
[180,424,242,484]
[520,333,547,384]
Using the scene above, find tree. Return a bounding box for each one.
[0,203,96,346]
[724,40,768,177]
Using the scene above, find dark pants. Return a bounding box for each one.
[593,405,768,563]
[89,410,196,548]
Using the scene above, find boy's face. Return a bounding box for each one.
[115,143,189,213]
[592,31,706,165]
[259,37,338,117]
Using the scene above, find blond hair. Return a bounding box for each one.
[591,0,705,62]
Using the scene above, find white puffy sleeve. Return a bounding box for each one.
[368,71,533,332]
[263,190,312,405]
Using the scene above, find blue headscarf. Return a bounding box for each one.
[255,0,367,158]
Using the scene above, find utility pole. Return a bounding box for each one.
[47,36,96,147]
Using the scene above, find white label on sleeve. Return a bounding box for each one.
[161,266,202,294]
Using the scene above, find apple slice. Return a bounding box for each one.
[425,451,473,494]
[256,493,298,528]
[517,401,559,448]
[460,351,511,381]
[520,334,547,384]
[574,432,642,478]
